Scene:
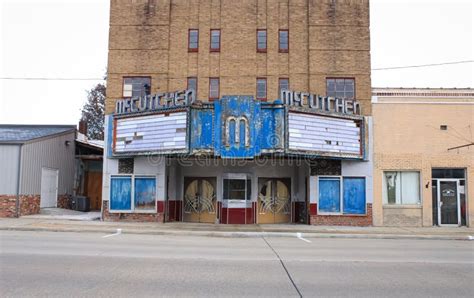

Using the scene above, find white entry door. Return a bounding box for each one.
[40,168,59,208]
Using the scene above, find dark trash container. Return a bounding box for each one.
[71,196,90,212]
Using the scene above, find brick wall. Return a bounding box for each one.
[0,195,17,217]
[373,96,474,227]
[310,203,373,226]
[0,195,40,218]
[57,194,71,209]
[106,0,371,115]
[102,200,165,222]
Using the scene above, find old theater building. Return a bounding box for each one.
[102,0,372,225]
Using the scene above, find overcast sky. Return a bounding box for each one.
[0,0,473,125]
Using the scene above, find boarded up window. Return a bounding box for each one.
[187,77,197,98]
[134,177,156,211]
[318,176,366,215]
[118,158,134,174]
[318,178,341,213]
[343,177,366,214]
[123,77,151,98]
[110,176,132,211]
[279,78,289,97]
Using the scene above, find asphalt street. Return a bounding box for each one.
[1,230,473,297]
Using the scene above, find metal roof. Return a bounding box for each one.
[0,125,76,144]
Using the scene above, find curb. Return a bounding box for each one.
[1,226,472,241]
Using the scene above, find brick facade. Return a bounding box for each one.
[310,203,373,226]
[102,200,165,222]
[106,0,371,115]
[0,195,40,218]
[57,194,71,209]
[372,88,474,227]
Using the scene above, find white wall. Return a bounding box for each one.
[0,144,21,195]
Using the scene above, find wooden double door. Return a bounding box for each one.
[183,177,217,223]
[257,178,291,224]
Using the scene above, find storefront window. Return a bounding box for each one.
[383,171,420,204]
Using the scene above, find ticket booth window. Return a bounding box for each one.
[223,179,251,201]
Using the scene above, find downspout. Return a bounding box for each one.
[15,144,23,218]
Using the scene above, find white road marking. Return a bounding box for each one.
[102,229,122,238]
[296,232,311,243]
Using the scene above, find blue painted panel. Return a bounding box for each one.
[110,176,132,211]
[343,177,366,214]
[215,96,261,158]
[319,178,341,213]
[190,109,214,150]
[106,114,114,157]
[134,177,156,211]
[259,106,285,150]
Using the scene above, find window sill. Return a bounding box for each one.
[108,210,157,214]
[188,49,199,53]
[383,204,422,209]
[317,212,367,217]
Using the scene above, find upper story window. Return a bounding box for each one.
[123,77,151,98]
[187,77,197,98]
[279,30,289,53]
[256,78,267,101]
[326,78,355,99]
[188,29,199,52]
[279,78,289,97]
[209,77,220,100]
[210,29,221,52]
[257,29,267,52]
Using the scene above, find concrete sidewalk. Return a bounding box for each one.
[21,208,101,221]
[1,217,473,240]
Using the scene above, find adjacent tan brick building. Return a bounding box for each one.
[372,88,474,227]
[106,0,371,115]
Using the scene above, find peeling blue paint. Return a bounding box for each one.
[106,114,114,158]
[190,108,214,151]
[108,96,364,159]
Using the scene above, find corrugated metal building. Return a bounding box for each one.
[0,125,76,217]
